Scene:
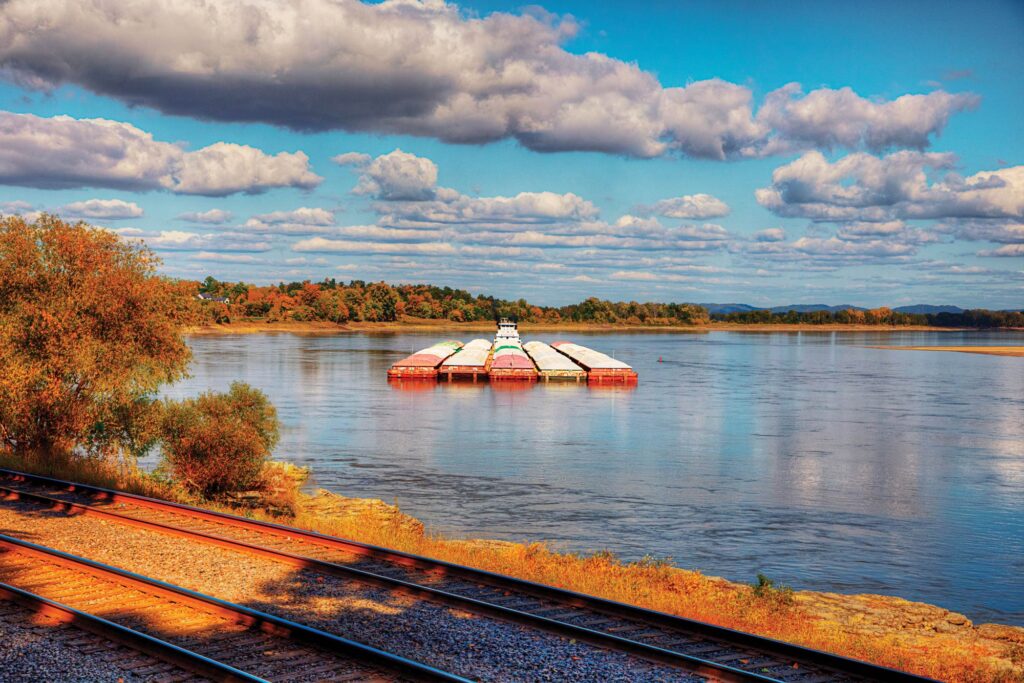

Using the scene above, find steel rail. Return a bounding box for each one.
[0,580,267,683]
[0,482,772,683]
[0,467,937,683]
[0,532,471,683]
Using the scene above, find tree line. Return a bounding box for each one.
[195,276,1022,329]
[194,277,711,326]
[711,308,1024,328]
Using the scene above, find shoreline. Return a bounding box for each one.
[3,452,1021,681]
[869,345,1024,357]
[184,319,972,335]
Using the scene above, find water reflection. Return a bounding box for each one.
[168,330,1024,624]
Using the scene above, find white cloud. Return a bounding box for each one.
[753,228,786,242]
[252,207,335,225]
[979,244,1024,257]
[331,152,372,167]
[178,208,233,224]
[756,84,979,154]
[381,191,600,228]
[1,199,33,214]
[647,193,730,219]
[293,237,458,255]
[353,149,438,200]
[194,252,264,263]
[0,111,321,195]
[345,151,602,227]
[61,198,143,219]
[114,228,270,252]
[791,236,917,257]
[757,151,1024,221]
[0,1,974,160]
[944,220,1024,244]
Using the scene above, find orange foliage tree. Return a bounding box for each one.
[0,214,193,462]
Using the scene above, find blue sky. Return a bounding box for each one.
[0,0,1021,307]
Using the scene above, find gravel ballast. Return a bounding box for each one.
[0,599,201,683]
[0,500,700,682]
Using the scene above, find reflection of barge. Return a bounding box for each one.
[387,318,637,384]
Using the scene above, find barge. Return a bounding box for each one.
[523,341,587,382]
[488,318,537,381]
[551,341,638,384]
[385,319,637,385]
[386,340,463,380]
[439,338,492,382]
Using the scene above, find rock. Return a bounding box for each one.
[302,489,425,537]
[945,611,971,627]
[224,491,262,502]
[978,623,1024,644]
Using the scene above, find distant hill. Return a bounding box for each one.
[702,303,982,315]
[698,303,762,314]
[892,304,964,314]
[700,303,866,314]
[767,304,865,314]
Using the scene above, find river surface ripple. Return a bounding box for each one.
[166,330,1024,625]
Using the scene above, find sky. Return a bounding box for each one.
[0,0,1021,307]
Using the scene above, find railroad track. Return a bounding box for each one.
[0,582,210,682]
[0,468,936,683]
[0,530,468,682]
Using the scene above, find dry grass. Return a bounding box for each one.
[287,510,1021,683]
[1,452,1019,682]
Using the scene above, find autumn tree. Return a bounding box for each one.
[160,382,280,496]
[0,214,193,462]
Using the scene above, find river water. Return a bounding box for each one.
[167,330,1024,624]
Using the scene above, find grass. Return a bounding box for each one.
[1,452,1020,682]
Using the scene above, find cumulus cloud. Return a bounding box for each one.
[0,111,321,195]
[1,199,34,214]
[942,219,1024,244]
[353,149,438,200]
[331,152,372,167]
[114,227,270,252]
[193,252,264,263]
[979,244,1024,257]
[754,228,786,242]
[380,191,600,228]
[178,208,233,224]
[756,84,979,154]
[646,193,730,219]
[0,1,974,160]
[252,207,335,225]
[61,198,143,219]
[756,151,1024,221]
[345,149,601,228]
[241,207,339,235]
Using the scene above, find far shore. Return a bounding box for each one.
[870,345,1024,357]
[185,318,971,335]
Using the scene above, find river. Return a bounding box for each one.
[165,329,1024,625]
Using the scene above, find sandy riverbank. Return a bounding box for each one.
[870,345,1024,357]
[185,318,958,335]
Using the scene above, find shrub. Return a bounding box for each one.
[750,572,794,605]
[256,460,309,514]
[160,382,279,496]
